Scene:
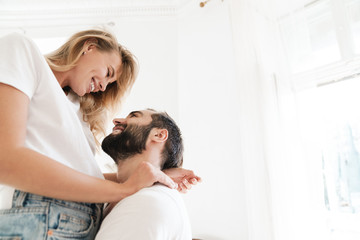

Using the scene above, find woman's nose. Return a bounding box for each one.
[99,81,107,92]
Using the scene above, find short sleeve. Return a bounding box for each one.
[0,33,41,99]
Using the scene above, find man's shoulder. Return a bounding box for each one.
[135,184,181,200]
[108,184,189,226]
[96,184,192,240]
[120,184,184,211]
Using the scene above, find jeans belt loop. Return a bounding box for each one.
[13,190,27,208]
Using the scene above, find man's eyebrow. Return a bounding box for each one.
[128,111,143,117]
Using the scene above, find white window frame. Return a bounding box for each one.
[284,0,360,91]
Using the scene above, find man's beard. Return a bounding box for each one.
[101,124,152,164]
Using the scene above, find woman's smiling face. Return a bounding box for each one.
[68,45,121,97]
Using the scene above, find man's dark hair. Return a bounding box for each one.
[149,111,184,170]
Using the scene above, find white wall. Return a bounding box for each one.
[99,5,249,239]
[96,17,180,170]
[178,2,248,239]
[95,3,249,239]
[111,18,179,118]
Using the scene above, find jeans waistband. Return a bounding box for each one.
[13,190,103,216]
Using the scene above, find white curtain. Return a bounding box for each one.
[228,0,332,239]
[228,0,278,239]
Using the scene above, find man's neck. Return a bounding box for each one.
[116,148,162,183]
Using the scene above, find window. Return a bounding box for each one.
[346,0,360,54]
[279,0,340,74]
[296,76,360,240]
[317,78,360,215]
[278,0,360,239]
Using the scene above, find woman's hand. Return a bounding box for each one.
[123,162,177,196]
[163,168,201,193]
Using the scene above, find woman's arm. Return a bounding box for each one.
[104,173,118,182]
[163,168,202,193]
[0,83,175,203]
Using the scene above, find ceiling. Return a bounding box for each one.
[0,0,199,37]
[0,0,197,23]
[0,0,192,10]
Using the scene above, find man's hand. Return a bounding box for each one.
[163,168,202,193]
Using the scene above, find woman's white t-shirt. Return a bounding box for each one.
[0,33,104,209]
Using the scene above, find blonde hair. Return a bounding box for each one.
[46,29,138,144]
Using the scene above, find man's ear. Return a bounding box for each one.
[152,128,168,143]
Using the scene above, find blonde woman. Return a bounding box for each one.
[0,29,199,239]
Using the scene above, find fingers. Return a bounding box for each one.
[178,174,203,193]
[189,178,198,185]
[183,176,201,187]
[177,183,188,193]
[162,167,202,193]
[157,170,177,189]
[177,178,192,193]
[183,169,202,183]
[127,162,179,193]
[182,179,192,189]
[192,175,202,183]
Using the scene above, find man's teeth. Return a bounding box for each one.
[90,82,95,92]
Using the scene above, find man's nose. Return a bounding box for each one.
[113,118,126,125]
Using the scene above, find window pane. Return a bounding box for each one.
[322,114,360,213]
[279,0,341,73]
[297,76,360,239]
[298,77,360,214]
[346,0,360,54]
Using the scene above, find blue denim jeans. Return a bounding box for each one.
[0,190,103,240]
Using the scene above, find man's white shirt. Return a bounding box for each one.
[96,184,192,240]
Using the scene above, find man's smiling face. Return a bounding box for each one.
[101,110,155,163]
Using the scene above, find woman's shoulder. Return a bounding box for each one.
[0,32,39,53]
[1,32,30,43]
[0,32,46,73]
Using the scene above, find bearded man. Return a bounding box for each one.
[95,109,195,240]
